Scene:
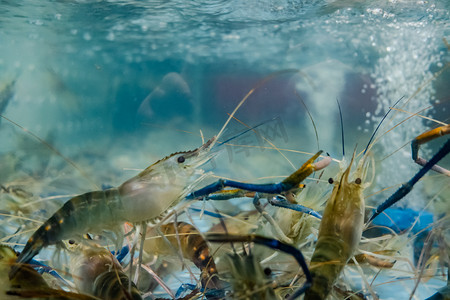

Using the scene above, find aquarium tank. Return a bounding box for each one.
[0,1,449,299]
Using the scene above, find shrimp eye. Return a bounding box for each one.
[355,178,362,184]
[263,267,272,276]
[328,178,334,184]
[177,156,185,163]
[68,240,75,245]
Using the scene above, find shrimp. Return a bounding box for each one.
[70,243,142,300]
[0,244,95,300]
[144,221,222,290]
[7,69,304,285]
[9,69,302,277]
[305,134,450,299]
[1,244,49,295]
[0,77,15,118]
[410,214,450,300]
[304,151,370,300]
[206,234,312,300]
[300,93,449,299]
[11,137,217,277]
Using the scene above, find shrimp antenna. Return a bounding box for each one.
[215,118,275,147]
[336,98,345,157]
[364,96,405,155]
[226,114,296,170]
[213,206,237,254]
[212,69,299,149]
[295,90,320,151]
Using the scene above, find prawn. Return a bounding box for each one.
[206,234,312,300]
[305,104,450,299]
[70,243,142,300]
[0,244,95,300]
[144,221,222,290]
[304,150,370,300]
[11,136,217,277]
[9,69,303,281]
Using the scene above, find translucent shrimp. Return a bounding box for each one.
[206,234,312,300]
[11,137,217,277]
[0,77,16,118]
[304,152,371,300]
[0,244,94,300]
[303,137,450,299]
[7,69,304,284]
[70,243,142,300]
[143,221,222,290]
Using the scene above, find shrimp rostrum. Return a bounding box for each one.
[11,137,218,277]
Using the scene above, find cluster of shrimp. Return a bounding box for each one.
[0,69,449,300]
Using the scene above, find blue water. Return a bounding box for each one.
[0,0,449,299]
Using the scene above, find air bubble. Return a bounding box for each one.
[106,32,115,41]
[83,32,92,41]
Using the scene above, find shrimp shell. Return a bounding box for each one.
[305,154,369,299]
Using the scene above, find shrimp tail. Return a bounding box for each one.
[11,212,59,279]
[9,238,44,279]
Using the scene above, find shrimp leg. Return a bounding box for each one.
[369,138,450,223]
[411,124,450,176]
[268,195,322,219]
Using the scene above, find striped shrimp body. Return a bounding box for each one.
[305,153,371,300]
[12,137,217,276]
[143,221,221,290]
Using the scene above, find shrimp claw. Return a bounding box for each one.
[369,138,450,223]
[186,151,330,200]
[411,124,450,176]
[268,195,322,219]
